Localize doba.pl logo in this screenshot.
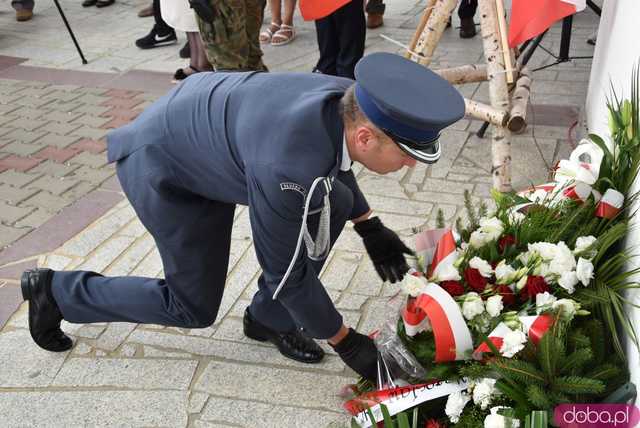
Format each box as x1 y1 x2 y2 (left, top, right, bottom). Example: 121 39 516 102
554 404 640 427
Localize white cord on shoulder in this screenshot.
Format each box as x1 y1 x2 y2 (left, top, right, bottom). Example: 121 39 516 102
272 176 329 300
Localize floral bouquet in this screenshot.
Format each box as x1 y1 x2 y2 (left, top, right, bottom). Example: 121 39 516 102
343 73 640 427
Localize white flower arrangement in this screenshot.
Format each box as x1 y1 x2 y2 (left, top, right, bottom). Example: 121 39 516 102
461 292 485 320
445 391 471 424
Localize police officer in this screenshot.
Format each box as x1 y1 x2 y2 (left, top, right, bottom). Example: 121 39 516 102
20 53 464 381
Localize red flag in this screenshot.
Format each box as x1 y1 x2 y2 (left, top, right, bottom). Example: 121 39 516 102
508 0 585 48
299 0 351 21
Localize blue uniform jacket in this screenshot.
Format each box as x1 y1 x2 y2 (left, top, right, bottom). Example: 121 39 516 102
106 71 370 336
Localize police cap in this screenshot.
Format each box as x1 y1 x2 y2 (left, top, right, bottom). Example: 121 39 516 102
354 52 465 164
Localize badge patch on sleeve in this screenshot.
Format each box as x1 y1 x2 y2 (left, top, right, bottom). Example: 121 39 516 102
280 182 307 198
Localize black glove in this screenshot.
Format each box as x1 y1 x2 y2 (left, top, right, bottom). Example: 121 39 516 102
354 216 412 283
331 328 378 381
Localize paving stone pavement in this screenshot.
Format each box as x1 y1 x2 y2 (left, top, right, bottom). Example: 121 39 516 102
0 0 602 426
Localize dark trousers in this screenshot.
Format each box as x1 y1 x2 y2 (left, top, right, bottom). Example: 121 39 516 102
365 0 385 15
458 0 477 20
51 153 352 338
153 0 173 34
313 0 365 80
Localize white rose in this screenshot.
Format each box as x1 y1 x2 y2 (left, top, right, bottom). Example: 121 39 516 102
528 242 558 261
469 256 494 278
433 262 462 282
462 292 485 320
401 274 428 297
535 291 558 314
495 260 517 284
484 407 521 428
574 236 597 257
557 271 578 294
576 257 594 286
480 217 504 241
445 391 471 424
548 242 576 276
473 378 498 410
553 298 578 319
486 295 504 318
500 328 527 358
470 230 489 249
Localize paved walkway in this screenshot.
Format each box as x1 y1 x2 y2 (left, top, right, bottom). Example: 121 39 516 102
0 0 601 426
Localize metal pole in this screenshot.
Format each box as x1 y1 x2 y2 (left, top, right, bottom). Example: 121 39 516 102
52 0 88 65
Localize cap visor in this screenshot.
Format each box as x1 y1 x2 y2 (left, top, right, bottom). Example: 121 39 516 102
397 140 441 164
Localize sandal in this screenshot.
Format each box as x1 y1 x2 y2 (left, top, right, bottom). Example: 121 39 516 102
271 24 295 46
259 22 280 44
172 65 200 83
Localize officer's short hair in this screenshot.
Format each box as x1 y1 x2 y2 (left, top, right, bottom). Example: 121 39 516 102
340 85 383 139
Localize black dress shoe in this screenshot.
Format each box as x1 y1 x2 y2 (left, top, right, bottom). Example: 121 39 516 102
81 0 97 7
243 308 324 363
96 0 115 7
459 17 477 39
21 269 73 352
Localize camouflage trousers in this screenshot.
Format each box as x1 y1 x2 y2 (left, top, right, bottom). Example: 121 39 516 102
196 0 268 71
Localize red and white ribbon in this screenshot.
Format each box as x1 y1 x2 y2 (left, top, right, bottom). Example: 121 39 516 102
412 283 473 362
595 188 624 219
428 229 459 281
402 298 431 337
473 314 554 358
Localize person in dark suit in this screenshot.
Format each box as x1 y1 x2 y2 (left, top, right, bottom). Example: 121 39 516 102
20 53 464 381
312 0 366 80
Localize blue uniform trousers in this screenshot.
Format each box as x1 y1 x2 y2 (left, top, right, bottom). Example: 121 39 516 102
51 150 352 337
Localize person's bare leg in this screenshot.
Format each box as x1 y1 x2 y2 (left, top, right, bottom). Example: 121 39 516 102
189 32 213 72
281 0 295 26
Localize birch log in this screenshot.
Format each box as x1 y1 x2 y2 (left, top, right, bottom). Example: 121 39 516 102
434 64 488 84
507 67 532 133
406 0 437 59
465 98 508 127
494 0 514 84
479 0 512 192
413 0 458 66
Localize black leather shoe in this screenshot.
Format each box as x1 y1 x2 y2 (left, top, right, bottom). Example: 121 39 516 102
21 269 73 352
459 17 477 39
243 308 324 363
81 0 97 7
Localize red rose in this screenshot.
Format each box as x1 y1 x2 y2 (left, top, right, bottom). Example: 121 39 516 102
425 419 447 428
464 267 488 293
521 275 550 301
440 280 465 297
498 234 517 253
494 284 516 306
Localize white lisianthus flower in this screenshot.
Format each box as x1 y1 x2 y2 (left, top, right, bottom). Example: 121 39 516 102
516 275 528 291
473 378 498 410
445 391 471 424
401 274 428 297
462 292 485 320
480 217 504 241
574 236 597 257
470 230 489 249
557 271 578 294
508 210 526 225
535 291 557 314
528 242 557 261
486 295 504 318
495 260 517 284
469 256 494 278
548 242 577 276
576 257 594 286
484 407 521 428
552 298 578 320
517 251 532 266
500 328 527 358
433 262 462 282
